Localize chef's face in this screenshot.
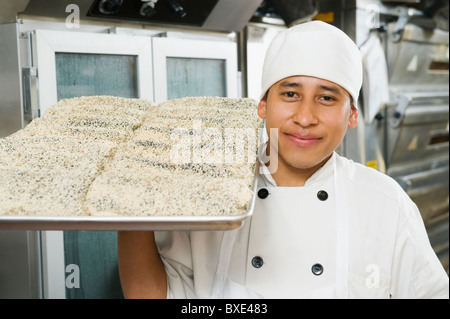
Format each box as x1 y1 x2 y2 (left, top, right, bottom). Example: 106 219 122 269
258 75 358 184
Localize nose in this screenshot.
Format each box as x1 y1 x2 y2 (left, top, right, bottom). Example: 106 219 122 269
292 100 318 127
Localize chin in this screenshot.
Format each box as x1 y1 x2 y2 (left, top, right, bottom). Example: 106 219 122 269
284 152 332 171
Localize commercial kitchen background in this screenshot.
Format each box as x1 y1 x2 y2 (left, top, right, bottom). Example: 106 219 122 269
0 0 448 298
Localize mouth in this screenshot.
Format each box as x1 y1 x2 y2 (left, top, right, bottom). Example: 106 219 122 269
284 133 322 147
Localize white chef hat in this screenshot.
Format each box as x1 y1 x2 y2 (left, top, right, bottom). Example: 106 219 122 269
260 21 363 108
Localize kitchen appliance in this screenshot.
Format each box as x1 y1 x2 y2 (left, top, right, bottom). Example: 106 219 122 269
19 0 263 32
383 21 449 271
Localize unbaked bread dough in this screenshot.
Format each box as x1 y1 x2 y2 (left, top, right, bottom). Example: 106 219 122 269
0 96 262 218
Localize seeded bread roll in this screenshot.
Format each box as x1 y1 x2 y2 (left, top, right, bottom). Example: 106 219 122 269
0 136 115 173
0 168 94 216
42 95 153 114
85 169 253 217
12 124 134 143
11 96 155 143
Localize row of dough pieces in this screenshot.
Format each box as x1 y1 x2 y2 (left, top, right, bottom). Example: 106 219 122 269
0 96 262 217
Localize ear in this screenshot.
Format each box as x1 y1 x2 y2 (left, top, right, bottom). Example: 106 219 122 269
348 106 358 129
257 97 267 120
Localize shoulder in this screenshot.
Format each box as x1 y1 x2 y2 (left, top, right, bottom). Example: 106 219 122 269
335 154 412 206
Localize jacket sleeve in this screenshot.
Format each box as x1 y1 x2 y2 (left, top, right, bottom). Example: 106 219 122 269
390 195 449 298
154 231 196 299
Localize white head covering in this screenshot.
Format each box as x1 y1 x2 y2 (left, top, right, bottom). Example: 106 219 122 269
260 21 363 108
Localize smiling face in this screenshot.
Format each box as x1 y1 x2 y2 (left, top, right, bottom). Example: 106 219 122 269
258 75 358 186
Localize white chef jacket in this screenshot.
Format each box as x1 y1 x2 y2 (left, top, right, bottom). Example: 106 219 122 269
155 152 449 299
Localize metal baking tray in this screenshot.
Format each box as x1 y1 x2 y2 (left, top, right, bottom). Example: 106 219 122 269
0 165 259 231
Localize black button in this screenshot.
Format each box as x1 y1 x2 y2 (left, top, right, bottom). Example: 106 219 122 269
251 256 264 268
258 188 269 199
317 190 328 201
311 263 324 276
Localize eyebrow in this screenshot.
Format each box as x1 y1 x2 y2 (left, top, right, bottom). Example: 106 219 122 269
278 81 343 95
279 81 302 88
318 85 342 94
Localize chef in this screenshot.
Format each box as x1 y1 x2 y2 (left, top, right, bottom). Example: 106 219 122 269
117 21 449 299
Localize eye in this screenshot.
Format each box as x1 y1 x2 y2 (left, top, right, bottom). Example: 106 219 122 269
284 91 296 98
319 95 337 104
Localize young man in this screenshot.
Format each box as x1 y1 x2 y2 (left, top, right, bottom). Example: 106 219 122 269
118 21 449 298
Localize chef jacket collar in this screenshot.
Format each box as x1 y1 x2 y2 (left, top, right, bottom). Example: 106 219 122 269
258 142 336 187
